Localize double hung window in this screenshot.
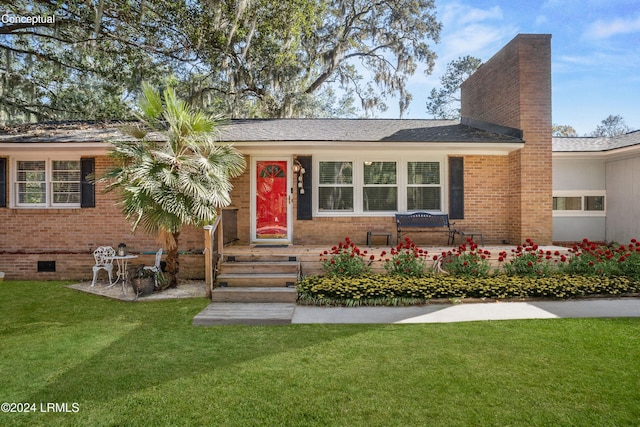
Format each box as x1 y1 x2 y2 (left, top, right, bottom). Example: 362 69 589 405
318 161 354 211
407 161 440 211
15 159 81 207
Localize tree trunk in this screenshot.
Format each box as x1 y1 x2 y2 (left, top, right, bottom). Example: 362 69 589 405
166 231 180 288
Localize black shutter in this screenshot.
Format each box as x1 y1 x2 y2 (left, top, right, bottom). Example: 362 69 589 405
449 157 464 219
0 158 6 207
80 158 95 208
296 156 312 220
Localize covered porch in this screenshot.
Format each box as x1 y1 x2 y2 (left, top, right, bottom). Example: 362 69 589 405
204 218 570 299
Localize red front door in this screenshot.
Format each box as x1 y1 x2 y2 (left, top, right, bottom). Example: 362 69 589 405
255 160 289 240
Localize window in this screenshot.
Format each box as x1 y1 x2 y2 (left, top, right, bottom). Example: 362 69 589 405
407 161 440 210
15 159 81 207
553 193 605 215
584 196 605 211
552 196 582 211
16 161 46 205
363 161 397 211
318 161 353 211
315 157 444 215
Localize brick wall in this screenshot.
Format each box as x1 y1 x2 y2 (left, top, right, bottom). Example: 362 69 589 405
461 34 552 244
227 154 511 246
0 155 204 280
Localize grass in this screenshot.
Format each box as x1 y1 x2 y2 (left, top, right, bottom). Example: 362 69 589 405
1 281 640 426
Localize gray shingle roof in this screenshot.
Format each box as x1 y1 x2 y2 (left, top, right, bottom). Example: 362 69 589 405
0 118 524 144
553 130 640 152
217 118 523 142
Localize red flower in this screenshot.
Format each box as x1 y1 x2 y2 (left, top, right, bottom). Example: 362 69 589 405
527 261 533 267
560 255 567 262
498 256 504 262
380 250 387 257
370 255 375 260
433 255 439 261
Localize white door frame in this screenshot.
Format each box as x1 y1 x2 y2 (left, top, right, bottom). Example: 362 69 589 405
250 156 293 244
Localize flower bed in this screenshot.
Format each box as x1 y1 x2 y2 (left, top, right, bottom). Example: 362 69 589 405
297 237 640 306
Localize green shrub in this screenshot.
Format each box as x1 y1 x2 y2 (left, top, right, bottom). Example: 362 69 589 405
383 238 430 276
296 273 640 306
320 237 372 277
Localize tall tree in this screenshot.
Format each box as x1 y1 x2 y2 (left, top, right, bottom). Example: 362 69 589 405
103 83 246 287
1 0 442 122
426 55 482 119
0 1 180 122
591 114 632 137
191 0 442 118
552 124 578 137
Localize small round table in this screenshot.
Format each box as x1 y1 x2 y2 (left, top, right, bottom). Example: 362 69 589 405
109 254 139 293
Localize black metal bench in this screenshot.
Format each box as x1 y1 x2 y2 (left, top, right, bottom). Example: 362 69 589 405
395 212 456 245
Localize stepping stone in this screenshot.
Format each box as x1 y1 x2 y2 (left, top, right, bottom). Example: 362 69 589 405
193 302 296 326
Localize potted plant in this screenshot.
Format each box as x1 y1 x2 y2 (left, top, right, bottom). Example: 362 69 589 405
131 266 156 296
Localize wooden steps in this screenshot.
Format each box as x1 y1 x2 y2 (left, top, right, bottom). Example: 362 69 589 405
197 254 300 325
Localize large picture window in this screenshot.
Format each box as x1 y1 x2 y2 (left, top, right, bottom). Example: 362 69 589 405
15 159 81 207
318 161 353 211
315 158 443 215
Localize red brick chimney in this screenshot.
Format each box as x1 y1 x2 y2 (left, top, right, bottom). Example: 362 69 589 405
461 34 552 244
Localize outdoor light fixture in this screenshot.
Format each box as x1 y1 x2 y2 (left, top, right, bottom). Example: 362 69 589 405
118 243 128 256
293 159 305 194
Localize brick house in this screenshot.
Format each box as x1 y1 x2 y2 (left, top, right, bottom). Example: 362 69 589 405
0 34 553 280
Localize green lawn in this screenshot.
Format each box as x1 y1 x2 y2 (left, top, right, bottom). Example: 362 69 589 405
1 281 639 426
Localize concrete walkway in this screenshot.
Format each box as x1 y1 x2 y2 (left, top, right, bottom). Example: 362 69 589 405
291 298 640 324
193 298 640 325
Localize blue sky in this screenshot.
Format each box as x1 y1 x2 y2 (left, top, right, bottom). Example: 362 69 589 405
380 0 640 136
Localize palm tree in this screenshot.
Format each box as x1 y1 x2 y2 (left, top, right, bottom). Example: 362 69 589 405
103 83 246 288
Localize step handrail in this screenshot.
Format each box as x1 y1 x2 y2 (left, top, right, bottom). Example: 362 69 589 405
203 210 224 299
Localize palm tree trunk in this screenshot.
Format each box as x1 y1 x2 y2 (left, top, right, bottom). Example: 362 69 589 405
166 231 180 288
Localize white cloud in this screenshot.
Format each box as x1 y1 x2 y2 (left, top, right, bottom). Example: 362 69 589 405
441 3 503 26
535 15 548 26
437 2 517 62
585 15 640 39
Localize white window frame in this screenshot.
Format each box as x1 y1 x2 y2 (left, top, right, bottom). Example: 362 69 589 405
314 155 445 216
362 160 398 212
317 160 355 213
552 190 606 217
406 161 441 212
11 156 82 209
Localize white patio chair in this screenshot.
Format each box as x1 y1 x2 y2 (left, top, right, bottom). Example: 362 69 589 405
143 248 163 274
143 248 164 286
91 246 116 286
